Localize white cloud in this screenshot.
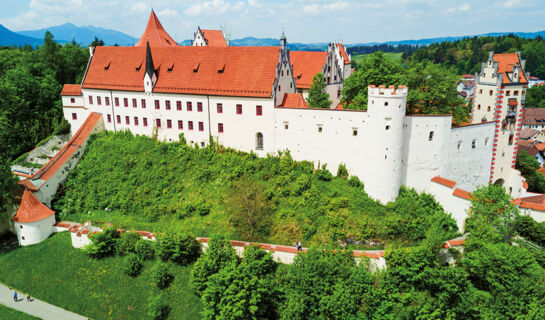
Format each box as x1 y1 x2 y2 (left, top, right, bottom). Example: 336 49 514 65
130 2 148 14
446 3 470 13
184 0 245 17
302 1 350 16
503 0 521 8
158 8 178 18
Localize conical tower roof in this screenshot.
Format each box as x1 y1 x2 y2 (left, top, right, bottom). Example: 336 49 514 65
135 10 179 47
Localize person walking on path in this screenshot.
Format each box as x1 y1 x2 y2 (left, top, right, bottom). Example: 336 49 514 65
27 295 33 302
13 291 18 302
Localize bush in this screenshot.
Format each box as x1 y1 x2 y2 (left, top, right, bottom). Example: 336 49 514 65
196 203 211 217
157 233 201 265
54 118 71 135
316 165 332 181
337 164 348 179
116 232 141 256
123 253 142 277
293 174 311 195
86 228 119 258
152 262 174 289
135 239 155 260
148 294 171 320
348 176 362 188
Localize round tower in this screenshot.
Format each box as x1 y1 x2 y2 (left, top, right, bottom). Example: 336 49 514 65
364 85 408 203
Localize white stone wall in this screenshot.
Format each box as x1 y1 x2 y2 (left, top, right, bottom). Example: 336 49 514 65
192 30 207 46
14 215 56 246
520 207 545 223
442 122 495 192
429 182 471 231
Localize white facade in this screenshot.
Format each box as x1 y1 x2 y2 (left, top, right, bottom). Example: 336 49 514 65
14 215 56 246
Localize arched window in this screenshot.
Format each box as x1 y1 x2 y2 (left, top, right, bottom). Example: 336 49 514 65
256 132 263 150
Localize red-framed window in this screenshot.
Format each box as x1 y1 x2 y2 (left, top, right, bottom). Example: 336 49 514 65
123 98 128 107
156 119 161 128
166 101 171 110
116 115 121 124
134 117 139 126
256 105 262 116
187 102 192 111
188 121 194 130
107 114 112 123
178 120 183 130
217 103 223 113
167 119 172 128
197 102 203 112
218 123 224 133
105 97 110 106
97 96 102 105
198 121 204 131
70 98 75 103
155 100 160 109
114 97 119 106
143 117 148 127
236 104 242 115
176 101 182 110
88 96 93 104
125 116 130 125
141 99 146 109
72 113 77 120
132 98 137 108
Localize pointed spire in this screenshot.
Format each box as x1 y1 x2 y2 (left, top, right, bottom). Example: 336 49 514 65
135 9 179 47
145 41 155 78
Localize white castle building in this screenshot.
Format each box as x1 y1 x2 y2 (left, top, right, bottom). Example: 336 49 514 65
13 10 541 244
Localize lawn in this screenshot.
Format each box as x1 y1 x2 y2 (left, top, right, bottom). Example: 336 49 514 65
352 52 403 64
0 232 202 320
0 304 39 320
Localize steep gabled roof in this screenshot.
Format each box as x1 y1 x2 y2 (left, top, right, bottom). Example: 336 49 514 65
279 93 309 109
135 10 179 48
290 51 328 89
201 29 228 46
13 190 54 223
60 84 82 96
494 53 527 85
336 43 350 64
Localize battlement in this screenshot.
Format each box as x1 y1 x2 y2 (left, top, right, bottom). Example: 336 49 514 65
368 85 408 97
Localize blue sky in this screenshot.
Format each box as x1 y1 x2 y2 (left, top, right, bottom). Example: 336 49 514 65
0 0 543 43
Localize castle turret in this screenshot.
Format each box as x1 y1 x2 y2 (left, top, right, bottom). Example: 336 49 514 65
364 85 408 203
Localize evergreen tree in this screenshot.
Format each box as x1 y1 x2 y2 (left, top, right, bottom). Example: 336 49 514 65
0 158 17 221
306 72 332 109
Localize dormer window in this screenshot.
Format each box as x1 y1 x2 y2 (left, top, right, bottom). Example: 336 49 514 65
193 63 200 73
136 61 143 72
104 61 111 71
167 62 174 72
217 64 225 74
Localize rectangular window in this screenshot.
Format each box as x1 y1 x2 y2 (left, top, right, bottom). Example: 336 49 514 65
167 119 172 128
188 121 194 130
199 121 204 131
116 115 121 124
115 97 119 106
508 134 514 145
107 114 112 123
178 120 183 130
105 97 110 106
489 90 493 96
236 104 242 115
131 98 136 108
88 96 93 104
428 131 434 141
156 119 161 128
70 98 75 103
187 102 192 111
197 102 203 112
124 98 128 107
97 96 102 105
217 103 223 113
155 100 160 109
284 122 289 130
514 90 519 96
256 105 262 116
166 101 171 110
143 117 148 127
472 139 476 149
506 90 510 96
134 117 139 126
72 113 77 120
141 99 146 109
125 116 130 125
176 101 182 110
218 123 224 133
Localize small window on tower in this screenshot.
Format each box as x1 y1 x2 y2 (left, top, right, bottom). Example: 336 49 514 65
284 122 289 130
508 133 514 145
485 137 489 146
70 98 75 103
472 139 476 149
514 90 519 96
353 129 358 136
72 113 77 120
385 102 388 106
477 104 481 110
487 106 491 112
489 90 493 96
428 131 434 141
385 125 391 131
457 141 462 150
317 125 323 133
479 89 483 94
506 90 510 96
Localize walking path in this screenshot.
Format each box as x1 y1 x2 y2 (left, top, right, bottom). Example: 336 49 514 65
0 283 88 320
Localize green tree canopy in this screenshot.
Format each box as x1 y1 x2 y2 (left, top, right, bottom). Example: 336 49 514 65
516 149 545 193
0 158 18 221
526 84 545 108
306 72 332 109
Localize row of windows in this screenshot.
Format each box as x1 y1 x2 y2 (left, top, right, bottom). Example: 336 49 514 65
101 114 229 133
87 95 263 115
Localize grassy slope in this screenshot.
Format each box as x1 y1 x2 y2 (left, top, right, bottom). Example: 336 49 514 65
352 52 403 64
0 232 201 320
0 304 39 320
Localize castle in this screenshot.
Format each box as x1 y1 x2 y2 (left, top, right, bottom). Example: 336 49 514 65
12 10 542 246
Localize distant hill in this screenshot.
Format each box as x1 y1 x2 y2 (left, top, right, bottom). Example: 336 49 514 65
18 23 137 46
0 24 42 47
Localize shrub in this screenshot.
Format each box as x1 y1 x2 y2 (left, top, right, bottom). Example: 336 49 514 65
348 176 362 188
148 294 171 320
157 233 201 265
152 262 174 289
191 237 237 296
54 118 71 135
135 239 155 260
196 203 211 217
116 232 141 256
293 174 311 195
86 228 119 258
123 253 142 277
316 165 333 181
337 163 349 179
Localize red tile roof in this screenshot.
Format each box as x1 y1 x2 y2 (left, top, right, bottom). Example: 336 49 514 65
518 194 545 211
83 46 280 97
201 29 228 46
538 167 545 175
508 98 518 106
453 188 472 200
522 108 545 126
431 176 457 188
279 93 309 109
13 190 54 223
494 53 527 84
290 51 328 89
135 10 179 48
18 179 38 191
60 84 82 96
336 43 350 64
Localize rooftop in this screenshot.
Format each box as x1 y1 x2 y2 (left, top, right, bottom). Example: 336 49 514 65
135 10 179 48
493 52 528 85
201 29 228 46
290 51 328 89
13 190 55 223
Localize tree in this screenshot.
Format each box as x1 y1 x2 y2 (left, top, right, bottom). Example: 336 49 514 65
0 158 17 221
135 239 155 260
90 37 105 47
306 72 332 108
123 253 143 277
86 228 119 258
191 237 237 297
148 294 171 320
152 262 174 289
116 232 141 256
516 149 545 193
224 177 272 241
156 232 200 265
526 84 545 108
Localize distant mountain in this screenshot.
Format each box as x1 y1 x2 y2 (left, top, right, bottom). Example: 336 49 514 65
18 23 137 46
0 24 42 47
